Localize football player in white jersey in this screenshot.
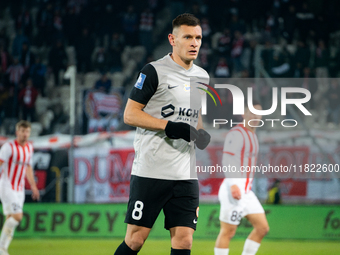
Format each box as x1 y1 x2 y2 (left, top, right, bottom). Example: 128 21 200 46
214 102 269 255
0 121 40 255
114 14 211 255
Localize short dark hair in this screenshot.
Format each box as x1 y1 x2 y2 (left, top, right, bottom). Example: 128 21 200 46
172 13 200 31
16 120 31 130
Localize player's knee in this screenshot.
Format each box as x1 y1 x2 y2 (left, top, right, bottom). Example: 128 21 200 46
256 224 269 237
173 235 193 250
220 227 237 240
126 233 146 251
10 214 23 222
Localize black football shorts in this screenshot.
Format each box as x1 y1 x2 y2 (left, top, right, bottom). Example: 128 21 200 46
125 175 199 230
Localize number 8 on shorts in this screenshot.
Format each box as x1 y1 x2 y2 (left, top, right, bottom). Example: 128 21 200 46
132 201 144 220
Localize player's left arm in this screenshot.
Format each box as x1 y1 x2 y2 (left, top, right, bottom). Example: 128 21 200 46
195 111 211 150
26 165 40 201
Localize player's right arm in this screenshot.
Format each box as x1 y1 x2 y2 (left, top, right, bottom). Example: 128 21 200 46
125 64 198 142
0 142 11 173
125 64 168 131
124 99 168 130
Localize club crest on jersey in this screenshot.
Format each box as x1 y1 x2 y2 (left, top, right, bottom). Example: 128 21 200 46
183 84 190 92
134 73 146 90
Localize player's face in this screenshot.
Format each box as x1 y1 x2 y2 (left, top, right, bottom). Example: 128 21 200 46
170 25 202 63
244 104 262 127
16 127 31 144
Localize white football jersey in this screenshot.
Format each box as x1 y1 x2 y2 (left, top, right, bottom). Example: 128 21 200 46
0 140 34 191
222 124 259 193
129 54 209 180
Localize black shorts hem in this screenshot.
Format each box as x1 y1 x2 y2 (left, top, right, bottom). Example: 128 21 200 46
164 223 197 231
124 219 153 229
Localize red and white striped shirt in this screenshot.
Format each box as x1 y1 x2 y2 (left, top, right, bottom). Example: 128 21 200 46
222 124 259 193
0 140 34 191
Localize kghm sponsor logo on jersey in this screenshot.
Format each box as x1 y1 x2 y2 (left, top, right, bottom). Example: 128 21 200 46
177 107 199 122
161 104 199 122
199 84 311 128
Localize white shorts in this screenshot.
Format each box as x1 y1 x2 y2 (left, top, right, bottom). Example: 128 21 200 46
218 179 264 225
0 183 25 215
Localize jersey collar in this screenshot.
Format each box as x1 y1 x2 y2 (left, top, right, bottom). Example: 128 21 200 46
166 53 194 72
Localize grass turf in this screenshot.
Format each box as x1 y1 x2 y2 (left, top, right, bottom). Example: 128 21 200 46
9 238 340 254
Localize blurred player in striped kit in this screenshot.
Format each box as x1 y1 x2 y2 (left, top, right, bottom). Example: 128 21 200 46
0 121 40 255
214 101 269 255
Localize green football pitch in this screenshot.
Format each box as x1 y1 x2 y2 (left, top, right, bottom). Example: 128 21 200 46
9 238 340 255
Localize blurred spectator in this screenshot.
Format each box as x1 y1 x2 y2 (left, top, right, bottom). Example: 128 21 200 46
216 28 232 60
311 15 329 45
76 28 94 73
94 73 112 94
198 42 212 72
20 42 35 79
19 78 38 122
53 8 64 41
261 40 274 74
314 39 330 92
30 56 47 97
6 57 24 117
139 8 154 55
242 39 257 77
108 33 123 73
230 14 246 35
94 47 110 73
0 44 10 77
267 179 281 204
264 12 279 41
301 67 317 110
36 2 54 46
231 30 244 74
214 57 230 78
67 0 87 15
327 79 340 125
0 83 9 125
12 29 28 58
49 40 68 86
296 2 314 41
294 40 311 77
282 5 297 44
329 50 340 78
0 28 9 50
6 57 24 87
270 50 291 78
15 8 33 38
122 5 138 46
201 17 212 45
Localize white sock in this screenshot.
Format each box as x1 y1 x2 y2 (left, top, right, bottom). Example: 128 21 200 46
214 247 229 255
0 217 19 250
241 239 261 255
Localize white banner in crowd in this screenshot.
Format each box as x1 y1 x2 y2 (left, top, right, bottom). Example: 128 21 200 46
71 129 340 203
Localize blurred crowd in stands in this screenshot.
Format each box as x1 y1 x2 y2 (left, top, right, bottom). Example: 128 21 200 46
0 0 340 134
